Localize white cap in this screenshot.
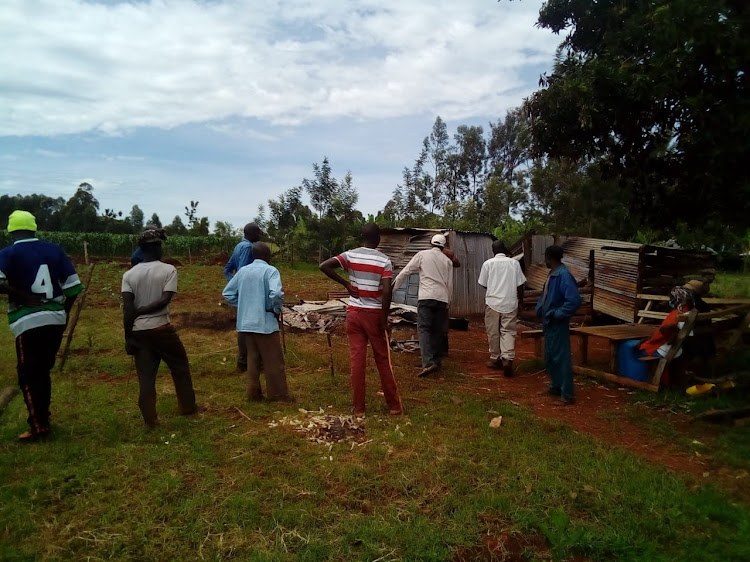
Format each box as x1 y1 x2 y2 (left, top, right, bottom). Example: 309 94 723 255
430 234 446 248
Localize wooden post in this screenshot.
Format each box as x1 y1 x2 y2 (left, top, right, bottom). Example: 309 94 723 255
589 249 595 315
58 263 96 372
83 240 89 265
723 309 750 354
327 332 335 379
280 307 287 355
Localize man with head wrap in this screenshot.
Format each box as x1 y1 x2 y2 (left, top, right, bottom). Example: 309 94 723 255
122 228 197 427
618 286 696 386
0 210 85 440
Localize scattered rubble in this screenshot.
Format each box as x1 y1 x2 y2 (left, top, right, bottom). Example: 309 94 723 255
269 408 369 446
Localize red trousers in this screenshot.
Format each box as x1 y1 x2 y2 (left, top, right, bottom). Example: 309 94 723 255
346 307 402 414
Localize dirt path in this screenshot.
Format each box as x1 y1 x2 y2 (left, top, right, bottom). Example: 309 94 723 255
431 320 711 477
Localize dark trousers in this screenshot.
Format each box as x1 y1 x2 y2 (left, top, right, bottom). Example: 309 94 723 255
417 299 449 369
237 331 248 370
132 326 196 426
543 320 574 400
16 324 65 435
243 332 289 401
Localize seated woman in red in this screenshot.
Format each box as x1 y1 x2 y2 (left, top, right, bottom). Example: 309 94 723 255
617 286 694 383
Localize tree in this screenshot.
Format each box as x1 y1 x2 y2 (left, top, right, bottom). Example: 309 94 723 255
302 157 337 219
166 215 188 236
60 183 100 232
214 221 236 237
454 125 485 201
184 200 199 230
149 213 163 228
253 204 266 229
488 107 532 184
0 194 65 230
423 116 452 212
526 0 750 245
129 205 144 232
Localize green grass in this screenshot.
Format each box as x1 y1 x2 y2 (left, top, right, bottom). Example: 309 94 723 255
712 271 750 299
1 263 750 560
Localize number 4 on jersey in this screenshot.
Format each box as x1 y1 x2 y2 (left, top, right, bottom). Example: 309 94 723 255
31 264 54 299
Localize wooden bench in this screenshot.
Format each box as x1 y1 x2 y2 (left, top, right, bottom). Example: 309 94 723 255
519 329 544 358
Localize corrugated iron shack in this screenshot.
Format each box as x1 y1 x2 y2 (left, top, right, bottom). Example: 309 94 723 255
379 228 494 316
512 234 716 323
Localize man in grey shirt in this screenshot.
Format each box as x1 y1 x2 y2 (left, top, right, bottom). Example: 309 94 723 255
392 233 460 377
122 228 196 427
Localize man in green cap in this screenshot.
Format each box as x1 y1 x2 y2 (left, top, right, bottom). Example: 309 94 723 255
0 211 85 440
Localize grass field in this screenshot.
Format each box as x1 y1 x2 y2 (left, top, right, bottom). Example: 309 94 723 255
1 263 749 561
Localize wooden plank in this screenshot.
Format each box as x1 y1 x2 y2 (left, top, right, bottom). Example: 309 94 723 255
637 294 750 305
651 309 698 387
637 301 654 324
690 304 750 321
572 365 659 392
638 310 669 320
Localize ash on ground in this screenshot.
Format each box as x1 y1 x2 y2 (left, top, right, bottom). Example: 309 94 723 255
269 408 369 447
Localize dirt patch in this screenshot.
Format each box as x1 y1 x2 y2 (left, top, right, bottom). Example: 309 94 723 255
442 320 713 478
171 311 236 331
454 531 549 562
78 372 137 386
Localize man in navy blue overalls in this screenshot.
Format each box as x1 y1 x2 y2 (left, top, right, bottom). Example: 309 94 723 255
536 246 581 404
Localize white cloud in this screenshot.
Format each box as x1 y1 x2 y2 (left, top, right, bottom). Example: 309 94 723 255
0 0 558 136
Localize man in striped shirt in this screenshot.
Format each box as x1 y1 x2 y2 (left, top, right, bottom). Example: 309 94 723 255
320 224 403 416
0 211 84 440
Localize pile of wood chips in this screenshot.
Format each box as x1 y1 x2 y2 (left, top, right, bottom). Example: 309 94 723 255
269 408 371 447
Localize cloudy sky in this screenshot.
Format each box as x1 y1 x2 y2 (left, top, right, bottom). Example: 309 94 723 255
0 0 560 229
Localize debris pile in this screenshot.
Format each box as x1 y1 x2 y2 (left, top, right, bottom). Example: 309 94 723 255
269 408 370 446
283 300 418 334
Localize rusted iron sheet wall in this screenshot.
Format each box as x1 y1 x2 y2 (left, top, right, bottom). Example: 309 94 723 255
593 247 641 322
593 244 715 323
449 231 494 316
380 228 493 316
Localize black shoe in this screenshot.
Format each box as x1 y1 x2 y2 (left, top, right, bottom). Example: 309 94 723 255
502 360 514 378
558 397 575 405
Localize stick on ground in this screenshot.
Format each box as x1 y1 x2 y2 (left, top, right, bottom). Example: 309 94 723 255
0 387 17 414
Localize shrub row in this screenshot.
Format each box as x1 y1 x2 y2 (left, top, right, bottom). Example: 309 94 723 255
0 231 240 258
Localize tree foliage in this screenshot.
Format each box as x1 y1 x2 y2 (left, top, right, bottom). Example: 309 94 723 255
527 0 750 244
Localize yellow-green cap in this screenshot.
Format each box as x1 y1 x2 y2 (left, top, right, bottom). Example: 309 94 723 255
7 210 38 233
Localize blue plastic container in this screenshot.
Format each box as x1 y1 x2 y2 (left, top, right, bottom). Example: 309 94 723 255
616 339 650 382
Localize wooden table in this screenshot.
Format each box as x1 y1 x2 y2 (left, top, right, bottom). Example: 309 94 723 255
570 324 655 373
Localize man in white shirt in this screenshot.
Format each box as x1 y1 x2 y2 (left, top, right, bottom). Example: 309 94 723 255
478 240 526 377
393 233 460 377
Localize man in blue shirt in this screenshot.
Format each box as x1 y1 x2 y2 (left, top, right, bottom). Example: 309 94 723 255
0 210 84 440
223 223 262 372
222 242 291 402
536 245 582 404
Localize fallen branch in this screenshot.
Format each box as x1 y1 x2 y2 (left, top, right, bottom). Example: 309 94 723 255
234 407 253 422
0 387 17 413
693 406 750 424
